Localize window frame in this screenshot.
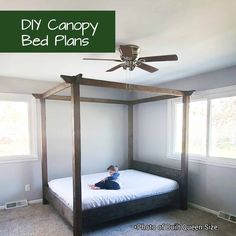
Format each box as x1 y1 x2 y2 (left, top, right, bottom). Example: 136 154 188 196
167 85 236 168
0 93 38 163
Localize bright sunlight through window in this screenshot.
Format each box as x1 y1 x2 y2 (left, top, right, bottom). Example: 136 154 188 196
170 88 236 163
0 94 37 162
0 101 30 156
209 96 236 159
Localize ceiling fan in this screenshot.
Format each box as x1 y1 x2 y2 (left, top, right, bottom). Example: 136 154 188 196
83 45 178 73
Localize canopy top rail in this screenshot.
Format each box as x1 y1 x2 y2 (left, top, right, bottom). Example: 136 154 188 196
61 74 192 97
33 74 195 103
40 82 71 99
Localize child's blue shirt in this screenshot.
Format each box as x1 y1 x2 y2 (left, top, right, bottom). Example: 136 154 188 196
107 172 120 181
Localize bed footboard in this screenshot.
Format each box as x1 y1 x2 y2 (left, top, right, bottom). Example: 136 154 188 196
45 186 178 228
82 189 178 227
45 186 73 226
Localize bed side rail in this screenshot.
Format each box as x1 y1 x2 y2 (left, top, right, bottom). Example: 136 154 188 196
131 160 182 183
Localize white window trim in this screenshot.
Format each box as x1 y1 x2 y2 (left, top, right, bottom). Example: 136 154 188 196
167 85 236 169
0 93 38 163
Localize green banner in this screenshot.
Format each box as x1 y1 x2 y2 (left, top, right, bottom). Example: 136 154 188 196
0 11 115 52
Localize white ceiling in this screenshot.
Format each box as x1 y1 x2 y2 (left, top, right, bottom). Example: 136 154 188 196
0 0 236 85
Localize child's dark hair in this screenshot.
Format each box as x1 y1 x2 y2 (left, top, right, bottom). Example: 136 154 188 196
107 165 118 172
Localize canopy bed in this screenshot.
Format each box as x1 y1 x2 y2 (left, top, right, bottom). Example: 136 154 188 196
33 74 194 236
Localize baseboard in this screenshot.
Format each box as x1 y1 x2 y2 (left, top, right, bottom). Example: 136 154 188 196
188 202 218 215
28 199 42 204
0 198 42 210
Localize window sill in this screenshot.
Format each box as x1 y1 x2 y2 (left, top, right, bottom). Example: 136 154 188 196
167 155 236 169
0 156 39 164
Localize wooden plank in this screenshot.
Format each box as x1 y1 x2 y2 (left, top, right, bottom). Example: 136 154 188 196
132 95 177 105
71 81 82 236
45 185 178 228
41 82 71 99
80 97 130 105
45 187 73 226
80 78 184 96
33 94 130 105
61 74 81 83
128 105 133 168
60 75 184 96
83 190 178 227
180 95 190 210
33 94 176 105
40 99 48 204
44 95 70 101
131 160 181 183
32 93 41 99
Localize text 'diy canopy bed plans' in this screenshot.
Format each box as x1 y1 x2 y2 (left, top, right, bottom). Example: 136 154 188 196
33 74 194 236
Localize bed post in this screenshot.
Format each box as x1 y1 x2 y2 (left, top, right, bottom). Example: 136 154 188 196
40 98 48 204
180 94 190 210
128 104 133 168
70 76 83 236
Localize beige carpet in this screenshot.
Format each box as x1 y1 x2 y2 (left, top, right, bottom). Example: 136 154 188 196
0 204 235 236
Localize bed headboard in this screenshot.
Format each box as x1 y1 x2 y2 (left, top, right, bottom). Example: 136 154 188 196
131 160 182 183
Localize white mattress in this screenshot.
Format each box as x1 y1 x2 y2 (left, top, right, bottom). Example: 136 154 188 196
48 169 178 210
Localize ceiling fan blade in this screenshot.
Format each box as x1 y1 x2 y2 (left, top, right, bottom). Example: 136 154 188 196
83 58 122 62
139 54 178 62
137 63 159 73
106 63 124 72
119 45 133 57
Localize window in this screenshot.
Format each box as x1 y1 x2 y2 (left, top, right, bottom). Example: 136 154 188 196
0 93 38 162
168 86 236 166
209 96 236 159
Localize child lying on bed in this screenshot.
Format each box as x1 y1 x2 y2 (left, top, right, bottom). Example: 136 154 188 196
89 165 120 190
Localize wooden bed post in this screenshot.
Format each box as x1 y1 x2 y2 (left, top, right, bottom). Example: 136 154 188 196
40 98 48 204
180 94 190 210
128 104 134 168
70 76 83 236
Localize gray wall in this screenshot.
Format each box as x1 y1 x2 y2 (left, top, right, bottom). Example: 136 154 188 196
0 77 128 205
158 65 236 90
46 100 128 179
134 65 236 215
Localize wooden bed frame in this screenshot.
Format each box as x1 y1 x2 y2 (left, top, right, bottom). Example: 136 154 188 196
33 74 194 236
44 160 180 228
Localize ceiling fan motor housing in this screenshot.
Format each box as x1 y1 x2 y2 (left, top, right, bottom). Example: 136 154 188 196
119 44 140 61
